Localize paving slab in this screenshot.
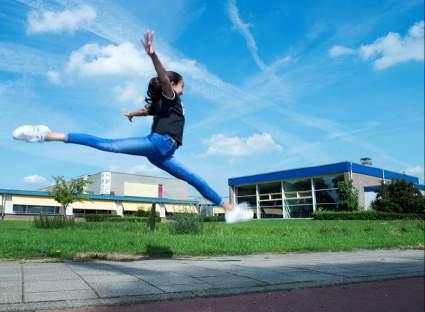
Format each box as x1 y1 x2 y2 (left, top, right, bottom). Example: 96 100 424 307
25 279 89 293
0 292 21 305
25 289 98 303
84 276 163 298
0 274 21 283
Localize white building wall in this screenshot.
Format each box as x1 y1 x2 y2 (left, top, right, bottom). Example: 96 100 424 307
4 195 13 214
66 203 73 216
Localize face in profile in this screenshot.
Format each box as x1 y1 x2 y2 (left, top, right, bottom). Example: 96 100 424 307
171 80 184 96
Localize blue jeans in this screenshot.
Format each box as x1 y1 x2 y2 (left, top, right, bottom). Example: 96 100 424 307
64 132 223 205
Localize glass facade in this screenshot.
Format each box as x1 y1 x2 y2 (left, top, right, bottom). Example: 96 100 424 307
258 182 282 218
13 205 60 215
314 174 344 211
235 184 257 217
282 178 313 218
235 174 345 218
73 209 112 215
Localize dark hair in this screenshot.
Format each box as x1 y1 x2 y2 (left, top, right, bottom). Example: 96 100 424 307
145 71 183 115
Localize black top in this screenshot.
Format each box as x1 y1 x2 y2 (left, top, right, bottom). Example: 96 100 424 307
151 92 185 146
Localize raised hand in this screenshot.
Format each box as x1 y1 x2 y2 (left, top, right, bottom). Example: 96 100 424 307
142 31 155 56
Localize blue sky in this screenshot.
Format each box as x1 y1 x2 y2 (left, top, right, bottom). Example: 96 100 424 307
0 0 424 198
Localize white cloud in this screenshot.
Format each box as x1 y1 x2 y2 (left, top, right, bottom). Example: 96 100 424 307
227 0 267 70
46 70 61 84
360 20 424 70
114 81 145 104
66 42 153 77
330 20 424 70
24 175 47 185
404 166 424 179
329 45 356 57
27 5 96 34
201 133 283 157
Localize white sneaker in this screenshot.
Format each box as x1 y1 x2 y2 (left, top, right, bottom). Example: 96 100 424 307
225 202 254 224
12 125 51 143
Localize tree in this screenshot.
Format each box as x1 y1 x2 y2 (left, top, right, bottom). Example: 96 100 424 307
148 203 156 231
371 180 425 213
48 176 92 215
336 179 359 211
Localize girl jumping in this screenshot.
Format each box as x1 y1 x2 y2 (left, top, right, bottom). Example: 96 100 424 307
12 31 253 223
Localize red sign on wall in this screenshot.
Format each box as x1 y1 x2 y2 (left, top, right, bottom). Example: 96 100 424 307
158 184 163 198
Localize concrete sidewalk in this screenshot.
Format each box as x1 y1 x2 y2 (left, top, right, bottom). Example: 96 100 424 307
0 249 423 312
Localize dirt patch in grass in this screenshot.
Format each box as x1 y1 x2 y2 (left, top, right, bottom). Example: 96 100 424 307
74 252 147 261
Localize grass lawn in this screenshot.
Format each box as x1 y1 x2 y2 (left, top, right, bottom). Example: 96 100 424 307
0 219 423 260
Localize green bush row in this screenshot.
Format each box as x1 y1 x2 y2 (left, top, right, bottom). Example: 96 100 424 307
200 215 225 222
83 215 161 223
34 215 75 228
169 214 203 234
313 210 425 220
83 215 121 222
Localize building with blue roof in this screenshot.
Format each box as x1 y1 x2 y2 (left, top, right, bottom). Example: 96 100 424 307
228 161 424 219
0 171 199 219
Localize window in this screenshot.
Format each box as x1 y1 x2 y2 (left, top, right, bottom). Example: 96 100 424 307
287 204 313 218
313 174 344 190
258 182 281 194
236 185 256 196
313 174 343 211
13 205 60 215
282 178 313 218
258 182 283 218
73 209 112 215
283 178 311 192
237 196 257 207
236 185 257 208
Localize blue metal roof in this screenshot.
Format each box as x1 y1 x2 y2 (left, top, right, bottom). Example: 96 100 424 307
417 184 425 191
0 189 199 205
364 184 425 192
350 163 418 183
228 161 419 186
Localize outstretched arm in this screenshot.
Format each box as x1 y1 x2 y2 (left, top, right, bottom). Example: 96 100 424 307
142 31 174 99
124 108 150 122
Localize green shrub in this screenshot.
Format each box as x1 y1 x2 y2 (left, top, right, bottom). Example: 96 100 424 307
83 215 158 223
201 215 225 222
107 216 147 223
34 215 75 228
84 214 117 222
135 209 151 217
336 180 359 211
313 210 425 220
169 214 203 234
371 180 425 213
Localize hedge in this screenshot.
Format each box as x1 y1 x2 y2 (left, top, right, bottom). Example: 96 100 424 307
201 215 225 222
83 215 160 223
313 210 425 220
